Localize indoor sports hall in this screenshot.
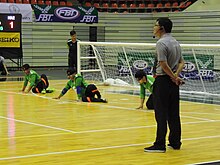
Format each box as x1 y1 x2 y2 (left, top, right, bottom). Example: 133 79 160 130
0 0 220 165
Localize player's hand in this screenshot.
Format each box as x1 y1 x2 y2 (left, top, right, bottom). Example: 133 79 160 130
20 90 28 93
172 77 185 86
175 77 185 86
136 105 143 109
53 97 60 99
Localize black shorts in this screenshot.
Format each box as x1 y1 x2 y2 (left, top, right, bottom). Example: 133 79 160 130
32 74 49 93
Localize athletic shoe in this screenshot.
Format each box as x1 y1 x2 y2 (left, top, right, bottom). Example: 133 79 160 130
144 145 166 153
41 89 46 94
103 99 108 103
46 87 55 93
167 144 181 150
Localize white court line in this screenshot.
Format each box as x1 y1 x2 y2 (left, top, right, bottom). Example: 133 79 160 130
187 160 220 165
0 116 77 134
182 112 220 115
0 90 71 104
0 135 219 161
181 115 215 122
1 90 153 112
77 125 156 133
0 115 219 135
77 120 220 133
181 99 220 106
0 90 32 96
0 142 150 161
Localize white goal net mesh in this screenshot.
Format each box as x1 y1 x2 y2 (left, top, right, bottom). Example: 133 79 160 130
78 42 220 96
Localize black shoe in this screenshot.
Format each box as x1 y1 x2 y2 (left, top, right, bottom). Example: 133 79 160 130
46 87 55 93
144 145 166 153
103 99 108 103
168 144 181 150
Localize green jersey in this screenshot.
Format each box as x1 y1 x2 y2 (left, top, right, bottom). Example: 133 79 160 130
140 75 155 99
61 73 88 99
23 69 41 87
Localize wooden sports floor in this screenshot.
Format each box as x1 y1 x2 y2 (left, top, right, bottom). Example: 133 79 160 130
0 71 220 165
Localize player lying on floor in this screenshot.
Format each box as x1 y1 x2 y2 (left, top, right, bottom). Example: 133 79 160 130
53 68 107 103
21 64 54 94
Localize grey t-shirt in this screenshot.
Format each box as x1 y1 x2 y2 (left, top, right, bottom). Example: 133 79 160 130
155 33 183 76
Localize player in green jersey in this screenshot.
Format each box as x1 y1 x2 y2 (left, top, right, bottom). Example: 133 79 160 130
54 68 107 103
21 64 52 94
135 70 155 110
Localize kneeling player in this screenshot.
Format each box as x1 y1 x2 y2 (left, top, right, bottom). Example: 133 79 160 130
54 68 107 103
21 64 53 94
135 70 154 110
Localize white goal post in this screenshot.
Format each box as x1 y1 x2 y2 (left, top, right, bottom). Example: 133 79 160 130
77 41 220 96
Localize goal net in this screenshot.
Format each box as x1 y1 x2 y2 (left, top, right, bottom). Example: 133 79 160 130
77 41 220 96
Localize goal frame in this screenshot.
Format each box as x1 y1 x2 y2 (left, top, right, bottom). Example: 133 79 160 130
77 41 220 96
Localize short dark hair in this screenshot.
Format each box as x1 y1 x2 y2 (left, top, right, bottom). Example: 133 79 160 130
135 70 146 80
22 64 30 70
66 68 76 76
157 17 173 33
70 30 76 36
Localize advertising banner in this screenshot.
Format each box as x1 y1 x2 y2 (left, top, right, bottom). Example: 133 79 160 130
32 5 98 23
0 3 32 22
0 32 20 47
118 52 216 80
181 54 214 80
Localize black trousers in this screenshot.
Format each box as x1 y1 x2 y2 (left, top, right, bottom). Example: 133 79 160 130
82 84 106 102
68 53 77 72
146 94 154 110
152 75 181 148
32 74 49 93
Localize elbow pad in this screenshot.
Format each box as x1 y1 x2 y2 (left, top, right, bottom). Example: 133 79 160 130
76 86 82 95
61 88 68 95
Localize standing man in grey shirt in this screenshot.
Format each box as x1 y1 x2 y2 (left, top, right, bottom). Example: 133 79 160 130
144 17 185 153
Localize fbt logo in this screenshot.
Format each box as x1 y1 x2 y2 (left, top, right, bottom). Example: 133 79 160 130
182 62 195 72
80 15 96 22
133 60 148 69
55 7 80 20
36 14 53 21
